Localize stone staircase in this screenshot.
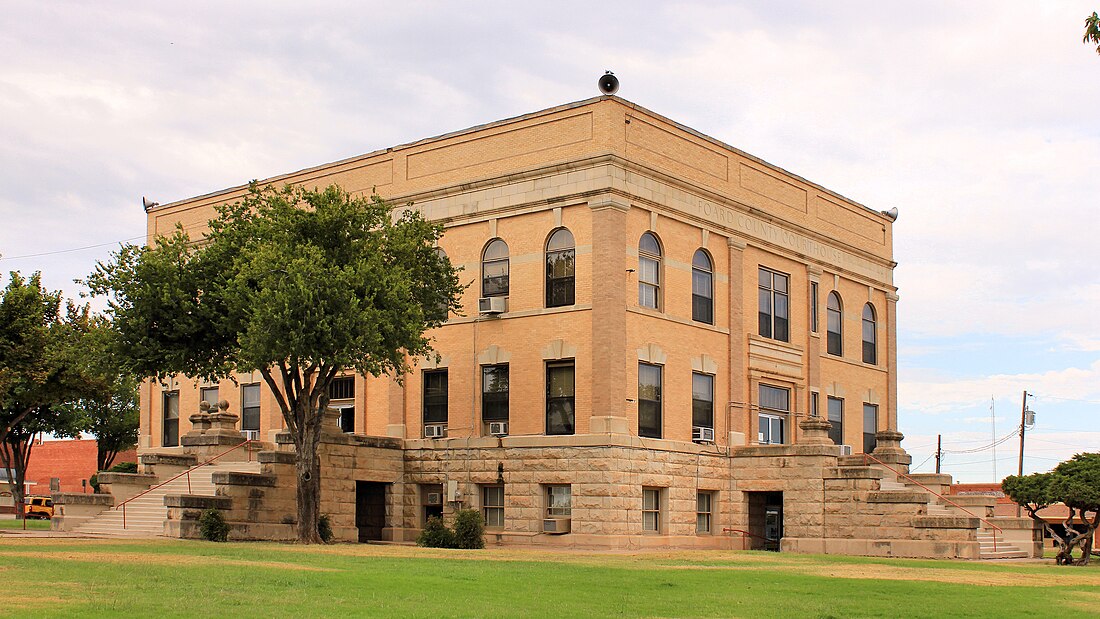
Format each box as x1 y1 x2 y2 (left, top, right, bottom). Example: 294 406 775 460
72 461 262 538
976 528 1029 559
874 468 1028 559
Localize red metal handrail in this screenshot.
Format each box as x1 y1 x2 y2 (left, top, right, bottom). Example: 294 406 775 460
861 452 1002 553
116 439 255 529
723 528 774 551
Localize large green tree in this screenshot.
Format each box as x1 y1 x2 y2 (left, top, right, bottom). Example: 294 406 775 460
87 183 463 543
0 272 107 515
1003 452 1100 566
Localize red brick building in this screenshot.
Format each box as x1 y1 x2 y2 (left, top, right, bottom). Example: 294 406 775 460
23 439 137 496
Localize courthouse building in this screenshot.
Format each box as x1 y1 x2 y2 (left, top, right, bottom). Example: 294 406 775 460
111 95 1034 557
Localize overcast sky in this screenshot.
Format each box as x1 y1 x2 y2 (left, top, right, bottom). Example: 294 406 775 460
2 1 1098 482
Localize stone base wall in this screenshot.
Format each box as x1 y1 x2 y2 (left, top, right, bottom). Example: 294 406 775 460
150 428 1032 559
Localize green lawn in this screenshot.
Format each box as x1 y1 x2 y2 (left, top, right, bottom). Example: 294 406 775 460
0 540 1096 618
0 518 51 531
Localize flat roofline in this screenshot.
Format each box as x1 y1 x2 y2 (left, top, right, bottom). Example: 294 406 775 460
152 95 885 219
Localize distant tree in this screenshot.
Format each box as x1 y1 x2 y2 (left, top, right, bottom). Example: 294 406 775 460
0 403 84 510
86 183 464 543
1085 12 1100 55
0 272 107 515
1003 453 1100 566
80 375 140 472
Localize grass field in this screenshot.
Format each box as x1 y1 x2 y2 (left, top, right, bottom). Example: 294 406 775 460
0 539 1097 618
0 519 51 531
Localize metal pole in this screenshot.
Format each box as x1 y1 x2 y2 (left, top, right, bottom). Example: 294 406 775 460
1016 390 1027 517
935 434 942 474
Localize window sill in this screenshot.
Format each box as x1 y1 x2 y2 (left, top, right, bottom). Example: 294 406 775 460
627 306 731 334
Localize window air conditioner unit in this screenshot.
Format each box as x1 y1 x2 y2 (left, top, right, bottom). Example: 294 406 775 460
543 517 571 534
425 492 443 506
839 444 853 456
489 421 509 437
758 432 766 443
424 424 447 439
478 297 507 314
692 426 715 444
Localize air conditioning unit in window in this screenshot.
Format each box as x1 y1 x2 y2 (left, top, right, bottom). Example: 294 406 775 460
758 432 766 443
488 421 509 437
692 426 715 444
838 444 853 456
425 492 443 506
478 297 507 314
424 424 447 439
543 517 571 534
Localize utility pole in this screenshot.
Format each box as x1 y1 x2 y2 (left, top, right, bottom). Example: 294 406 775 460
1016 390 1032 517
935 434 942 474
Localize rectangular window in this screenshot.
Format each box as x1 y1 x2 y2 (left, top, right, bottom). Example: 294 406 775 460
483 485 504 528
810 391 819 419
241 384 261 432
200 386 219 406
758 268 790 342
422 370 448 425
481 365 509 422
759 385 789 445
810 281 819 333
162 392 179 447
546 485 571 517
692 373 714 429
337 406 355 433
421 483 444 524
638 363 662 438
863 404 878 454
696 492 714 534
329 376 355 400
546 362 575 435
828 397 844 445
642 488 661 532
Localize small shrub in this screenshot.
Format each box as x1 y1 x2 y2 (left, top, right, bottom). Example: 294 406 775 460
453 509 485 549
416 515 457 548
198 508 229 542
88 474 99 494
318 514 333 543
109 462 138 473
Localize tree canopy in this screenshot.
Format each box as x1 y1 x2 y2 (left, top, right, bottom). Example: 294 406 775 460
1085 12 1100 55
0 271 109 512
1003 452 1100 566
87 182 464 542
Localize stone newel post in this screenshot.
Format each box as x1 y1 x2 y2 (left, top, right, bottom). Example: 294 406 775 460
798 417 833 446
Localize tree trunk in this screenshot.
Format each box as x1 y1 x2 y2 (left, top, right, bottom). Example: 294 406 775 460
293 399 323 544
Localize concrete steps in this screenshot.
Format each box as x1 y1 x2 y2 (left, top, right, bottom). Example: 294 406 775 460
977 529 1029 559
72 461 261 538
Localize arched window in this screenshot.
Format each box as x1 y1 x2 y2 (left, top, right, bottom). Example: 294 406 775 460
481 239 509 297
638 232 662 309
691 249 713 324
545 228 575 307
827 292 843 356
862 303 877 365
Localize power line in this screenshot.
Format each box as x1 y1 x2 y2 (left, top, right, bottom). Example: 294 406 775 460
0 219 212 263
1033 394 1100 406
0 235 147 261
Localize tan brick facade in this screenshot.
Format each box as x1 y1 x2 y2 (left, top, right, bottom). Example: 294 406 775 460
127 97 1030 557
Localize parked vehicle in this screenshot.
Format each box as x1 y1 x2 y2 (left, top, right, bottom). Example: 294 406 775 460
24 496 53 519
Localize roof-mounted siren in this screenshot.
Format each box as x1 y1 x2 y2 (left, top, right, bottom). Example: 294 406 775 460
142 196 159 211
598 71 619 95
881 207 898 222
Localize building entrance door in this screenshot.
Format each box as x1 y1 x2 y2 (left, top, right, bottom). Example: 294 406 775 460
746 491 783 551
355 481 387 542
